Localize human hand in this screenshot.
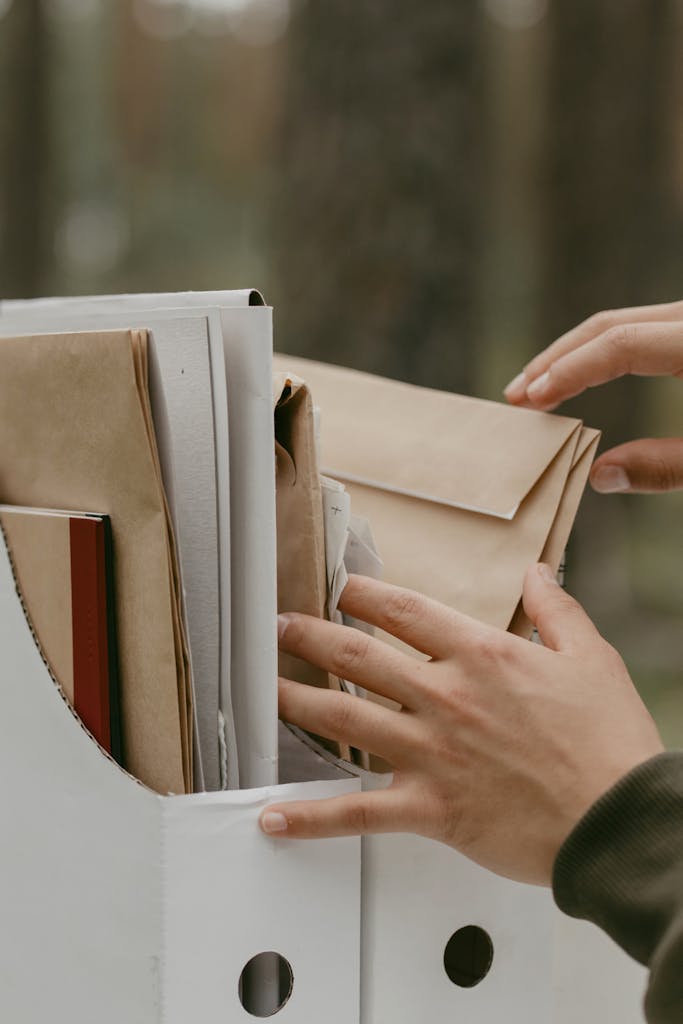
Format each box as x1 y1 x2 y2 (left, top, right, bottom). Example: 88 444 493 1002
504 300 683 494
259 570 663 885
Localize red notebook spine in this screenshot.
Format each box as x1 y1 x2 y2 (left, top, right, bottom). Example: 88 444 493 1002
69 517 111 753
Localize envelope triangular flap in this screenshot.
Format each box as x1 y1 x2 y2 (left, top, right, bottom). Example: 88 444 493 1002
273 355 582 520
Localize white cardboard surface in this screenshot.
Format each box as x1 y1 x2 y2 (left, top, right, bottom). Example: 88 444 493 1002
360 831 553 1023
214 303 278 788
553 911 646 1023
1 288 263 313
0 522 162 1022
164 782 360 1023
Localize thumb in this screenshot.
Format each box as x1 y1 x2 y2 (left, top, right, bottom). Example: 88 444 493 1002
522 563 601 654
590 438 683 494
259 786 416 840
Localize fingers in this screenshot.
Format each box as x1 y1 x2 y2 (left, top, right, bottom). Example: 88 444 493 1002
505 310 616 401
590 438 683 494
504 302 683 405
338 575 475 659
259 785 417 840
518 321 683 410
278 611 427 707
522 563 601 654
277 677 420 762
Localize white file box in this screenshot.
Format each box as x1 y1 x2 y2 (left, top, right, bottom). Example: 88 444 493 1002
0 292 648 1023
0 529 361 1024
282 724 647 1024
360 831 553 1023
358 830 645 1023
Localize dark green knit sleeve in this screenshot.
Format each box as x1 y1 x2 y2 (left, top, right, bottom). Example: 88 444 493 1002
553 751 683 1024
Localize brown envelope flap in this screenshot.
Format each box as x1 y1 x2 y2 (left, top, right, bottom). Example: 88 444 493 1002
273 354 583 520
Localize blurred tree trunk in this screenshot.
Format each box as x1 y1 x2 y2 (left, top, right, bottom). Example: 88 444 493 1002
540 0 679 439
472 14 548 398
540 1 681 636
0 0 51 298
271 1 486 393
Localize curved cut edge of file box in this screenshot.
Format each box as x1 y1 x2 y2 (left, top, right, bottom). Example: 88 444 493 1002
0 517 144 793
0 528 362 1024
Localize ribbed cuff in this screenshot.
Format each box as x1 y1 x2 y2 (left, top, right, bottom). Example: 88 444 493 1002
553 751 683 966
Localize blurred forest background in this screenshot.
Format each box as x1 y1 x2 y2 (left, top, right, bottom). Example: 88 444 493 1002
1 0 683 741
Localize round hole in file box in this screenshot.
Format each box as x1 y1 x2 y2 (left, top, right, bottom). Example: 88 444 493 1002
238 951 294 1017
443 925 494 988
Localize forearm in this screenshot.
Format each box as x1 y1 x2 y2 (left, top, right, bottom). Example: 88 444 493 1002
553 751 683 1024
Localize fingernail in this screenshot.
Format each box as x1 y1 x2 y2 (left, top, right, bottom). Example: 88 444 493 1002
277 614 290 640
526 371 550 401
261 811 288 834
591 465 630 493
537 563 559 584
504 371 527 400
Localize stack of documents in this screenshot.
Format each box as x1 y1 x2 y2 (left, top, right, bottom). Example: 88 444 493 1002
0 329 191 793
0 292 598 796
0 291 278 794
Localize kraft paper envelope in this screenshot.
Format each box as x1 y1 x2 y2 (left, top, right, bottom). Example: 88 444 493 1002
273 371 352 760
273 355 599 642
273 372 328 684
128 330 192 790
0 329 191 794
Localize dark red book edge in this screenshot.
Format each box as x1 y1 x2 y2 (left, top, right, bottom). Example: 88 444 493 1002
70 515 122 765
